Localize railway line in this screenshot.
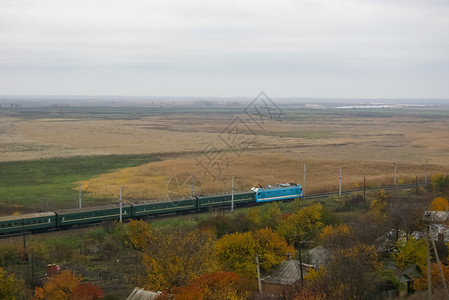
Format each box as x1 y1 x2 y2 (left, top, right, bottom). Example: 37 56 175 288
0 181 426 239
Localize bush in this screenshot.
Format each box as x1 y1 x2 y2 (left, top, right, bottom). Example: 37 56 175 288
0 244 20 266
432 173 449 193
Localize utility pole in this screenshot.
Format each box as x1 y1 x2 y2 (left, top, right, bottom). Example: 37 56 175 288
429 226 449 297
394 162 397 186
31 248 34 286
79 181 82 209
425 159 428 187
256 254 262 294
231 177 235 213
22 220 26 250
297 240 304 287
339 167 342 196
119 187 127 223
191 174 194 196
363 176 366 201
416 175 419 195
135 252 138 287
303 163 306 197
425 159 432 188
427 227 432 299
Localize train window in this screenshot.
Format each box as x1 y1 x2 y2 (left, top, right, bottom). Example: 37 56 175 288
1 224 4 228
48 218 51 223
8 223 11 227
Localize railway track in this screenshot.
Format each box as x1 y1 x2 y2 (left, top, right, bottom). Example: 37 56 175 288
303 182 426 200
1 182 427 239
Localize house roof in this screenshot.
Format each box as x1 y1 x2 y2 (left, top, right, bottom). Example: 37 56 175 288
126 287 159 300
262 259 311 286
424 211 449 223
308 246 330 266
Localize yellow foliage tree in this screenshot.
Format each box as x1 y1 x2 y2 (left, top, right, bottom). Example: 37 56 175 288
214 232 258 278
368 190 390 227
260 203 282 229
126 219 153 250
429 197 449 211
432 172 449 192
319 224 353 249
256 227 295 272
215 228 294 278
276 203 323 240
0 267 24 300
393 238 427 270
142 229 218 290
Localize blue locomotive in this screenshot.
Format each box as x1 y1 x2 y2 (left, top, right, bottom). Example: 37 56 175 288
251 183 303 203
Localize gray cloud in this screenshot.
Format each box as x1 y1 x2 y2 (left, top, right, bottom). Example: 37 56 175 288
0 0 448 97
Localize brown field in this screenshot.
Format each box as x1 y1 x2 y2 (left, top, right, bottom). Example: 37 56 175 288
2 107 449 199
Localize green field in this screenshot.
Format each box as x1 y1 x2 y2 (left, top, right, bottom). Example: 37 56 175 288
0 154 157 214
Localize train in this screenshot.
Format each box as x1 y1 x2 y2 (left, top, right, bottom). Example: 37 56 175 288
0 183 303 235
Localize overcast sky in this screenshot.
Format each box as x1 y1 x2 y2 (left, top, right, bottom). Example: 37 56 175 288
1 0 448 98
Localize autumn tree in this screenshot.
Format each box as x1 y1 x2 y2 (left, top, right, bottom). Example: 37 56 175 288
393 237 427 270
432 172 449 193
214 232 258 277
260 202 282 229
369 190 389 225
429 197 449 211
142 229 218 290
319 224 354 249
0 267 24 300
34 270 81 300
73 283 104 300
276 203 323 241
385 195 426 241
306 244 382 299
214 228 294 278
126 219 153 250
199 216 233 238
171 271 250 300
256 227 295 272
413 262 449 290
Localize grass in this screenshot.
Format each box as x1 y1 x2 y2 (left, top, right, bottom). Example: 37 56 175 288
0 154 157 212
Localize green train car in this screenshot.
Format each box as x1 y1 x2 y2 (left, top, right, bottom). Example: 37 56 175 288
55 204 132 227
133 197 196 217
0 190 261 235
0 212 56 234
198 192 255 209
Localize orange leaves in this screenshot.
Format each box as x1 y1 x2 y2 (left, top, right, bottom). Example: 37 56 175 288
32 270 104 300
413 262 449 290
38 270 81 300
73 283 104 300
171 271 247 300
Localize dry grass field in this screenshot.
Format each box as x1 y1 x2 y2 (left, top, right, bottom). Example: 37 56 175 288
80 152 449 201
2 105 449 201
